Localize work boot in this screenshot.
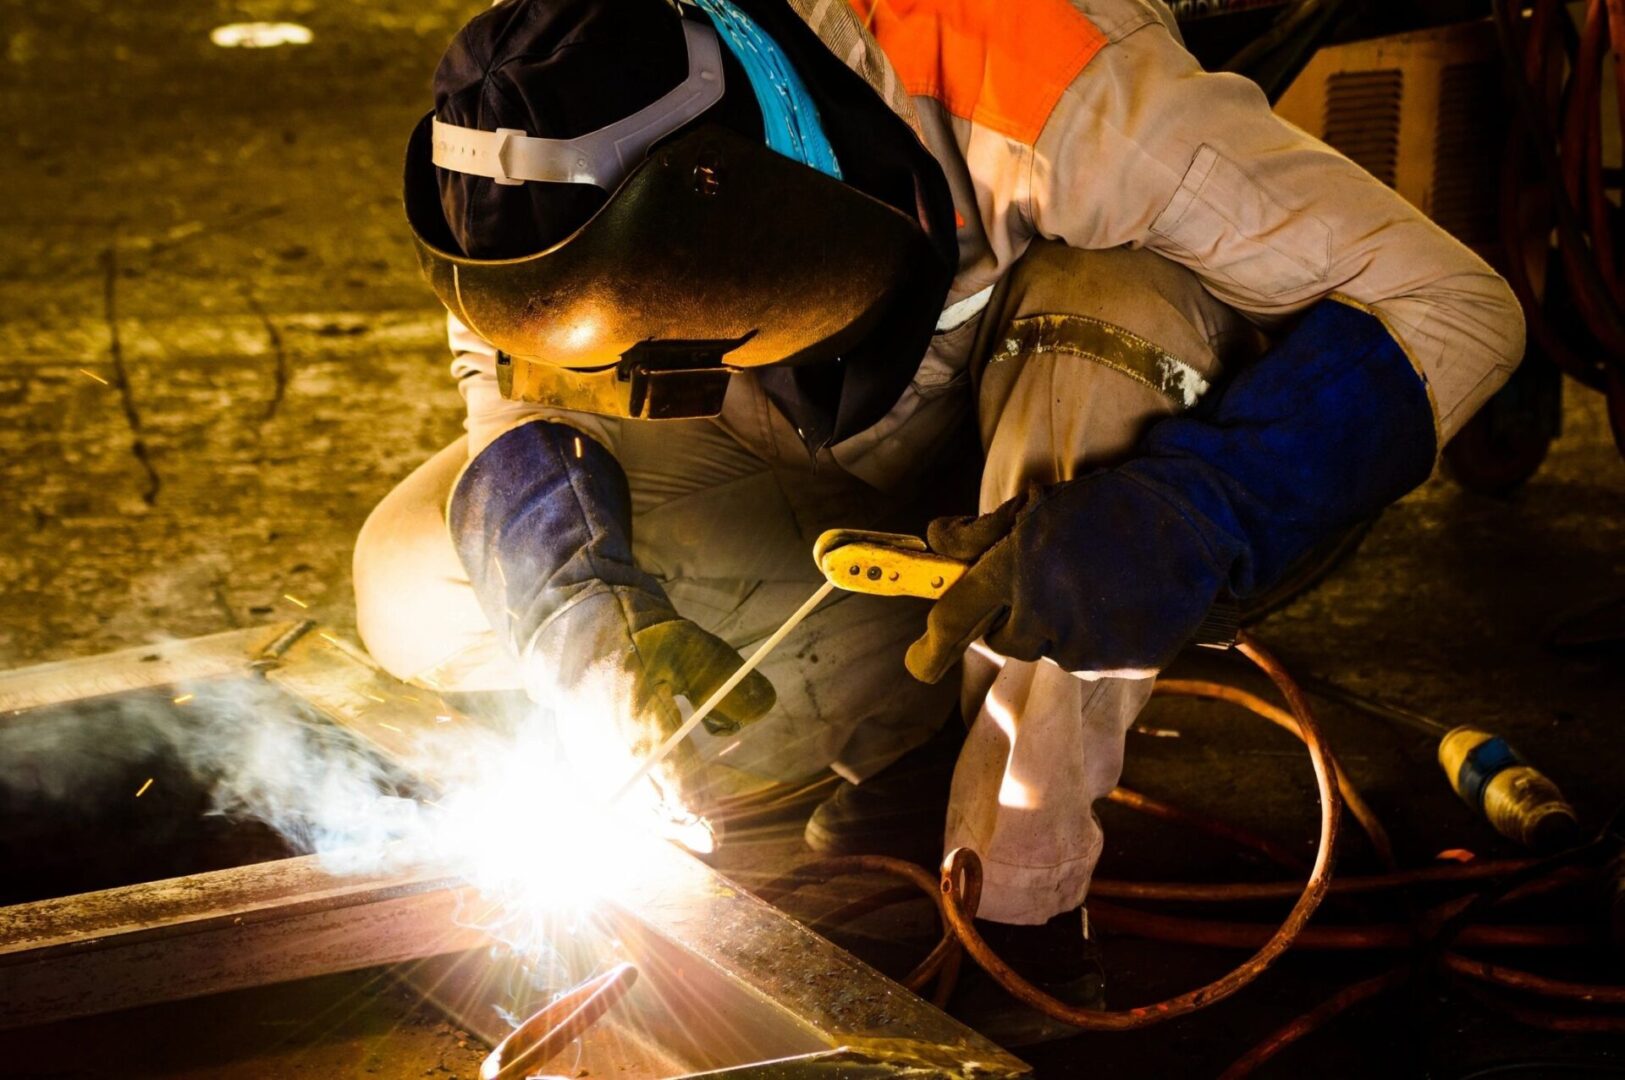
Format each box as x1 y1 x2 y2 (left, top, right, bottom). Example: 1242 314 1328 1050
803 717 964 866
957 907 1106 1047
974 907 1105 997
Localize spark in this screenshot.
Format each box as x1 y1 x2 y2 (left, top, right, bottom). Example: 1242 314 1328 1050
172 693 194 705
1133 725 1181 739
573 436 583 459
363 692 387 704
282 593 309 609
435 714 453 724
717 740 742 758
318 631 343 647
379 721 404 733
493 557 508 588
135 778 154 798
77 368 110 385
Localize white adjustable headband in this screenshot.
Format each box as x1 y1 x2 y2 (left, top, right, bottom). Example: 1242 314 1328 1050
430 17 725 190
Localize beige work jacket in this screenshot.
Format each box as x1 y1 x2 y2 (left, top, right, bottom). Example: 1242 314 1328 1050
451 0 1524 492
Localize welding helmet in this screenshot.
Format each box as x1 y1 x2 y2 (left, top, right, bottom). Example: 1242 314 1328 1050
403 0 952 422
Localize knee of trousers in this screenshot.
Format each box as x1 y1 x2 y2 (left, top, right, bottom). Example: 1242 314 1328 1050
973 243 1264 501
978 241 1259 380
352 438 491 683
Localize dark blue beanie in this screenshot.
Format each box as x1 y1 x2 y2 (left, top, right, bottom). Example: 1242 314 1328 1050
433 0 763 258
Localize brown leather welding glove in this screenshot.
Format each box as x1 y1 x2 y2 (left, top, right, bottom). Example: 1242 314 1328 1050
629 618 777 735
526 587 775 814
906 470 1232 684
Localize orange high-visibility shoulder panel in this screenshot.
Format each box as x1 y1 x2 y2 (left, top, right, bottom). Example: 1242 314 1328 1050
847 0 1107 145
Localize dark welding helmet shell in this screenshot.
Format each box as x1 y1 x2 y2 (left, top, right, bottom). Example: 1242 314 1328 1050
403 116 935 378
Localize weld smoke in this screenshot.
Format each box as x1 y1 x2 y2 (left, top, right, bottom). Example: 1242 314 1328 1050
0 673 547 876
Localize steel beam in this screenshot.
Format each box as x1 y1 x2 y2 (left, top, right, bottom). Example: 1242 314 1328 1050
0 855 484 1029
0 626 1028 1076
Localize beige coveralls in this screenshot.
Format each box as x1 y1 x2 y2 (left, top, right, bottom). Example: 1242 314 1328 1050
354 0 1524 922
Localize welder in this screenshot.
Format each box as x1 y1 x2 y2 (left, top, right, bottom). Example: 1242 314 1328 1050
353 0 1524 991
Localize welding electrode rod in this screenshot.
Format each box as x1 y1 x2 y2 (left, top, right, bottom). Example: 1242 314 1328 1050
612 580 837 803
480 963 638 1080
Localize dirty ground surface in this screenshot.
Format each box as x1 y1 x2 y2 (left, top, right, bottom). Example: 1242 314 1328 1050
2 2 1623 1078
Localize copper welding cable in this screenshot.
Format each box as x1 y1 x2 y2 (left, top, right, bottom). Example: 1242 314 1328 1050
1492 0 1615 389
1085 864 1589 951
1500 0 1625 362
1105 787 1309 873
755 853 939 906
1605 0 1625 204
1547 6 1625 354
884 925 965 1004
1082 899 1589 950
1497 129 1597 388
1086 859 1559 904
758 854 966 1001
1218 871 1622 1075
810 880 965 995
814 884 925 929
1582 3 1622 298
933 632 1345 1030
1215 967 1410 1080
922 849 980 1006
1462 982 1625 1034
1410 801 1625 1030
930 937 963 1009
1497 0 1611 391
1444 954 1625 1005
1152 678 1396 869
480 962 638 1080
1561 1 1602 210
1219 952 1625 1077
904 932 958 992
1506 0 1625 451
1422 865 1589 927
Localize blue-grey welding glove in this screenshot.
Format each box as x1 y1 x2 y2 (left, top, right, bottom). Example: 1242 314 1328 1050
907 298 1438 682
448 419 775 808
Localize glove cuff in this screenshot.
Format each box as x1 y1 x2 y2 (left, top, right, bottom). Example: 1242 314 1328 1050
448 418 670 657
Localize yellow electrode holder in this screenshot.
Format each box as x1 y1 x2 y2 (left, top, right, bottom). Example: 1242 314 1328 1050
1437 725 1580 852
814 528 1240 648
814 529 967 600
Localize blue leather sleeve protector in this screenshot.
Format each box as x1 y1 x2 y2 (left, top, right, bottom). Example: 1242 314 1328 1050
1121 298 1438 600
446 420 667 655
991 299 1439 673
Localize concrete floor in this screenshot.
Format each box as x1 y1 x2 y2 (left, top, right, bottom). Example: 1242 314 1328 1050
2 2 1623 1077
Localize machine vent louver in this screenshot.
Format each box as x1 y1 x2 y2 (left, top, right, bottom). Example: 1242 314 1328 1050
1323 69 1403 187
